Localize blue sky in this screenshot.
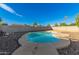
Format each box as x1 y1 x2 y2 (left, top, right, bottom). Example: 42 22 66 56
0 3 79 25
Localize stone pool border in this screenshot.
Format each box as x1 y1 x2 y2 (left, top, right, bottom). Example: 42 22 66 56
12 32 70 55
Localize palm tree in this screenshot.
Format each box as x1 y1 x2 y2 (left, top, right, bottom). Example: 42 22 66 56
64 16 68 23
60 16 68 26
75 14 79 27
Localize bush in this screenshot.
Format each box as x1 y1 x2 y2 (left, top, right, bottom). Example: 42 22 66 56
47 24 51 27
59 22 67 26
54 23 59 26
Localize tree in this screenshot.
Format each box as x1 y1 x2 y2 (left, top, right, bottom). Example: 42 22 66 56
75 15 79 27
60 22 67 26
0 18 2 22
59 16 68 26
47 23 51 27
0 18 3 26
2 23 8 26
54 23 58 26
0 17 8 26
68 23 75 26
64 16 68 23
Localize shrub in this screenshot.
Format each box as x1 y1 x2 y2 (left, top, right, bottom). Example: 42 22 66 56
59 22 67 26
54 23 59 26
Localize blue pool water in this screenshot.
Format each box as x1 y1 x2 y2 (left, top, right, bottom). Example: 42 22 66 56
26 32 60 43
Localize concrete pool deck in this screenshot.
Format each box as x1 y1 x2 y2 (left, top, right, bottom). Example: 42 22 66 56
12 33 70 55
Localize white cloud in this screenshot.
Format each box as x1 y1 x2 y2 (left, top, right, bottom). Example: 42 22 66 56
0 3 23 17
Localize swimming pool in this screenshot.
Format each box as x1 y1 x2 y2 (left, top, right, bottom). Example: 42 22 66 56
26 32 60 43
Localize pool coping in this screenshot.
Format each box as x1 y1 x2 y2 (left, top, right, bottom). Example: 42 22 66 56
12 32 70 55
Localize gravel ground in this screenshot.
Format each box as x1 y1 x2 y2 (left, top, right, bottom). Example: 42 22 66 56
0 32 26 55
57 40 79 55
